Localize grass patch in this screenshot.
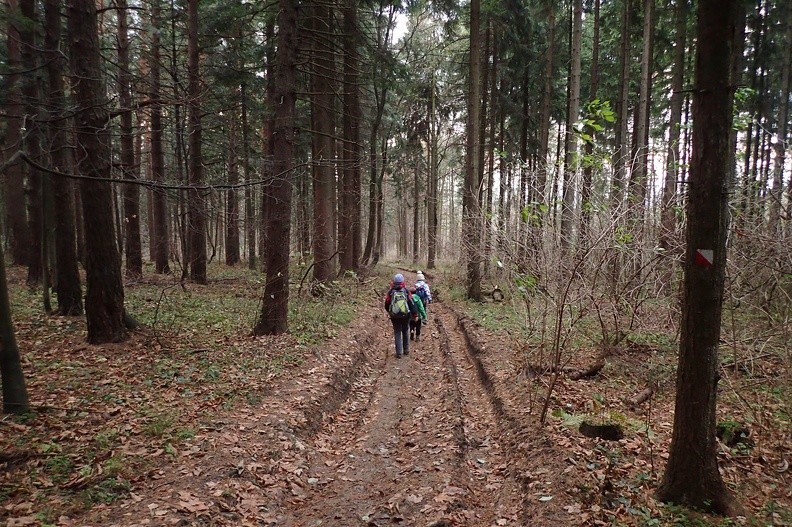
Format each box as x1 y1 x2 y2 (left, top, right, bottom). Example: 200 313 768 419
77 477 131 508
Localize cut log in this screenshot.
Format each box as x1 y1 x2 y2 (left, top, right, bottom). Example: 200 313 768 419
568 359 606 380
626 385 655 408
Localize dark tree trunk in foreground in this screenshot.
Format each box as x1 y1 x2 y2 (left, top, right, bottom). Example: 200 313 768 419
117 0 143 278
150 0 170 274
463 0 482 301
254 0 297 335
187 0 207 283
68 0 127 344
45 0 82 315
657 0 739 515
0 244 30 414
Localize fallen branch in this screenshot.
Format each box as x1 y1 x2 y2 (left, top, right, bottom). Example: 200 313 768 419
625 385 655 409
568 359 606 380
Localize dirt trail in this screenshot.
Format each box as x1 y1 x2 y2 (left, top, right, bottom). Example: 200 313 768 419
274 302 524 526
77 287 529 526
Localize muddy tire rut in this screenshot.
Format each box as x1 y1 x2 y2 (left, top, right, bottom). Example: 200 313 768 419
274 303 525 526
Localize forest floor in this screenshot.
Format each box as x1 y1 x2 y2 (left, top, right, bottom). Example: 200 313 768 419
1 264 790 527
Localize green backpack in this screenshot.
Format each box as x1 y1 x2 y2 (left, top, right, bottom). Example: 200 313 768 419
389 289 410 319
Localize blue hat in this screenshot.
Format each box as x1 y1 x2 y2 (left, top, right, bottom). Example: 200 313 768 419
393 273 405 284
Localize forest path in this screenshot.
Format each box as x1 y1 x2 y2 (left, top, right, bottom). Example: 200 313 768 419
273 300 524 526
75 277 529 527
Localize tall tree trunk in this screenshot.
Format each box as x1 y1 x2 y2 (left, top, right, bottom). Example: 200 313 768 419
659 0 687 293
767 2 791 234
309 0 336 282
340 0 361 272
612 0 632 208
427 72 439 269
728 2 747 192
412 156 420 264
68 0 127 343
538 3 555 204
226 115 241 265
187 0 207 283
117 0 142 278
259 21 275 266
150 0 170 274
254 0 297 335
561 0 583 249
45 0 82 315
580 0 600 243
484 38 498 277
657 0 739 514
363 4 394 267
0 243 30 414
375 141 387 263
3 0 30 266
242 85 256 270
628 0 654 213
464 0 483 301
20 0 43 285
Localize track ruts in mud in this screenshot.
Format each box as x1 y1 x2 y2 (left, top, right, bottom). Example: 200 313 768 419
77 293 553 527
275 302 524 526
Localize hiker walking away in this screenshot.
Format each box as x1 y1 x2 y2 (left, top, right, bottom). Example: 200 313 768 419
384 274 416 358
414 271 432 320
409 286 427 342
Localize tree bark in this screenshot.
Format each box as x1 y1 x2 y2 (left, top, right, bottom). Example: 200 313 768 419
117 0 142 278
150 0 170 274
68 0 127 343
242 85 256 270
187 0 207 283
254 0 297 335
226 115 241 265
309 0 336 282
657 0 739 515
628 0 653 215
45 0 82 315
340 0 361 272
427 71 439 269
463 0 482 301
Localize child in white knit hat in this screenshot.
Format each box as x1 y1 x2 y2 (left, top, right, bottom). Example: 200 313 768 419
414 271 432 323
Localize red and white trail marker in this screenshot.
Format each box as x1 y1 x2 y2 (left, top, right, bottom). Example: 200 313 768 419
694 249 714 268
